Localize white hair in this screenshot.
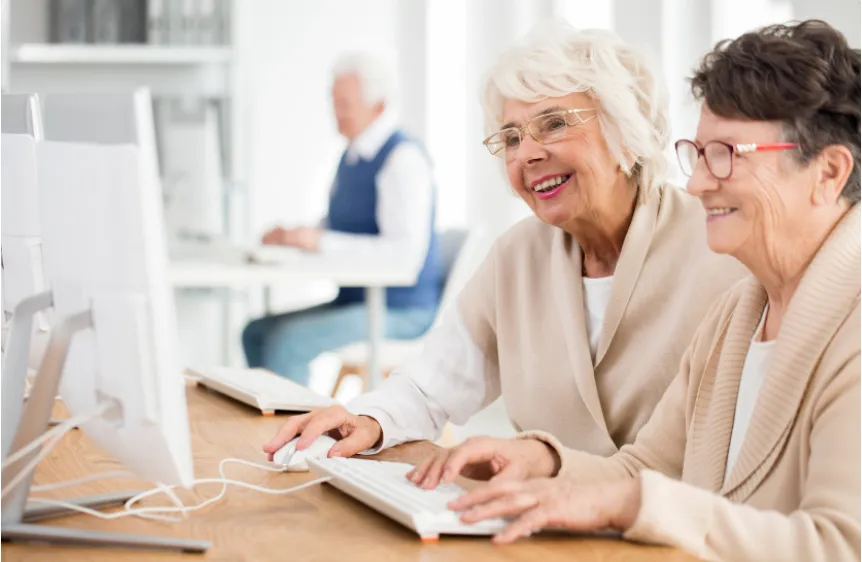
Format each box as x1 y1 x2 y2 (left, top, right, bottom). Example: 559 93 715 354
482 20 670 193
332 52 395 106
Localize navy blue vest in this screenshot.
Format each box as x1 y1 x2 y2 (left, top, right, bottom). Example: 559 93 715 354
328 130 441 309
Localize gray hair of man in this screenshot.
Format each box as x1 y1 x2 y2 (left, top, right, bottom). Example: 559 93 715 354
332 52 397 107
482 20 671 194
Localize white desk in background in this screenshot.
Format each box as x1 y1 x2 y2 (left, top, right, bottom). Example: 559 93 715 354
169 253 418 391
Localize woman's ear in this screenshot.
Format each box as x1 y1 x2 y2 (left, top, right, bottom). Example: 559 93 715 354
812 144 854 206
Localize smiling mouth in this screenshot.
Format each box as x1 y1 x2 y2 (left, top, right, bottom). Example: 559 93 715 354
532 174 572 193
706 207 737 217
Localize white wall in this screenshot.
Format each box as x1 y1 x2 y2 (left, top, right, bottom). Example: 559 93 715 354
790 0 860 47
237 0 399 237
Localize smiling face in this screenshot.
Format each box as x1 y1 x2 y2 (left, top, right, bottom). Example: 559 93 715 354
686 105 826 265
501 93 630 230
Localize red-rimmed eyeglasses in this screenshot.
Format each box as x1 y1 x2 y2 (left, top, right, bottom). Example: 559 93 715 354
674 139 798 180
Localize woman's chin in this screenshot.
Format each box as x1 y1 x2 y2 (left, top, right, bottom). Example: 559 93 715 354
705 234 740 256
532 205 573 228
535 213 568 229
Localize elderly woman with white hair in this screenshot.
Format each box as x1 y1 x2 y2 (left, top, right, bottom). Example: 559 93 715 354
263 23 746 465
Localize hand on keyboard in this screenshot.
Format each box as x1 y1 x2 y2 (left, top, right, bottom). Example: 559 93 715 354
406 436 562 491
263 405 382 461
446 474 636 544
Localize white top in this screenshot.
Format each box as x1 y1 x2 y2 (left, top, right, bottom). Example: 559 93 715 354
347 306 497 452
724 308 775 483
318 111 435 273
582 276 614 362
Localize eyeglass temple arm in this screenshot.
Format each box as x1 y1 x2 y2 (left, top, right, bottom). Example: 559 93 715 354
735 143 797 153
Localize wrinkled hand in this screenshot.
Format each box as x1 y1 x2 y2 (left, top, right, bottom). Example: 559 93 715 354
261 226 321 252
262 405 382 460
406 436 561 490
449 476 642 544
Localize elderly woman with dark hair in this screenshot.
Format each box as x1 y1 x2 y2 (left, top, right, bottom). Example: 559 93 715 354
427 20 861 561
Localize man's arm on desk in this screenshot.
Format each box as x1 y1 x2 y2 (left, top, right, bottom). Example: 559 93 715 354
263 307 500 458
319 143 434 270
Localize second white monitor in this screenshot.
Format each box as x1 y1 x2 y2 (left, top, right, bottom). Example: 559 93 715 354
36 92 194 487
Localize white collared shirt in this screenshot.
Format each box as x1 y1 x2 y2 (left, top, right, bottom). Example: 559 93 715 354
319 112 435 274
347 305 498 452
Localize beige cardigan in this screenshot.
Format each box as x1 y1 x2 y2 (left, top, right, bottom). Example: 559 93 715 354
458 184 747 455
524 206 861 561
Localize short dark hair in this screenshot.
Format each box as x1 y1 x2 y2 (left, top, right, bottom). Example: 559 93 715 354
690 20 861 204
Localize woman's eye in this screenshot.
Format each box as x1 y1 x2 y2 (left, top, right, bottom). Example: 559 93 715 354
542 117 567 131
502 132 520 147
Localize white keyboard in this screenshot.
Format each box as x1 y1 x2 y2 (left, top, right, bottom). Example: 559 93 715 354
168 235 304 266
189 366 334 415
168 236 249 263
246 245 305 264
307 457 508 540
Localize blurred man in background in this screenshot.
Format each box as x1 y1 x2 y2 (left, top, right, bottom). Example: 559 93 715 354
242 52 441 386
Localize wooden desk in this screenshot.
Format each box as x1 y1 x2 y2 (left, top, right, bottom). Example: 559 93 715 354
2 385 697 561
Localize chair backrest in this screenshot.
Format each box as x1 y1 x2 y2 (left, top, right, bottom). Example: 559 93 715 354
1 94 43 138
434 227 491 325
437 229 469 284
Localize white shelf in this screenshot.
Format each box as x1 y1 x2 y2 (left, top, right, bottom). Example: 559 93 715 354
10 44 233 65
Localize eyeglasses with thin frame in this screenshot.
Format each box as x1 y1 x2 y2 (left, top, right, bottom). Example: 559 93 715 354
674 139 798 180
483 108 598 158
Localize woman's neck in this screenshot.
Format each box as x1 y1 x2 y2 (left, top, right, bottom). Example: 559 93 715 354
744 206 848 341
565 184 638 278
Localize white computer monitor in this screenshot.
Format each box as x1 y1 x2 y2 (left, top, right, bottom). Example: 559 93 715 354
41 89 161 184
1 133 49 325
1 95 52 464
32 90 191 488
1 94 204 553
2 93 48 325
35 139 194 488
1 93 44 138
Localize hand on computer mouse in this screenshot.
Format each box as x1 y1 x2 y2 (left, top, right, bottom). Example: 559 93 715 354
272 435 338 471
263 405 383 460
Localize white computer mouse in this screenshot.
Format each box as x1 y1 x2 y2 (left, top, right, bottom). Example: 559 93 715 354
272 435 338 472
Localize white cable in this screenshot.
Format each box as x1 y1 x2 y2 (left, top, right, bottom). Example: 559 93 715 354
124 458 331 519
24 488 186 524
2 427 73 499
2 406 104 470
1 407 106 499
26 457 331 523
6 405 332 522
30 470 135 493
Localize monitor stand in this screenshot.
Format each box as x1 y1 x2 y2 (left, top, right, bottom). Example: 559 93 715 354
2 292 69 437
0 302 210 553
